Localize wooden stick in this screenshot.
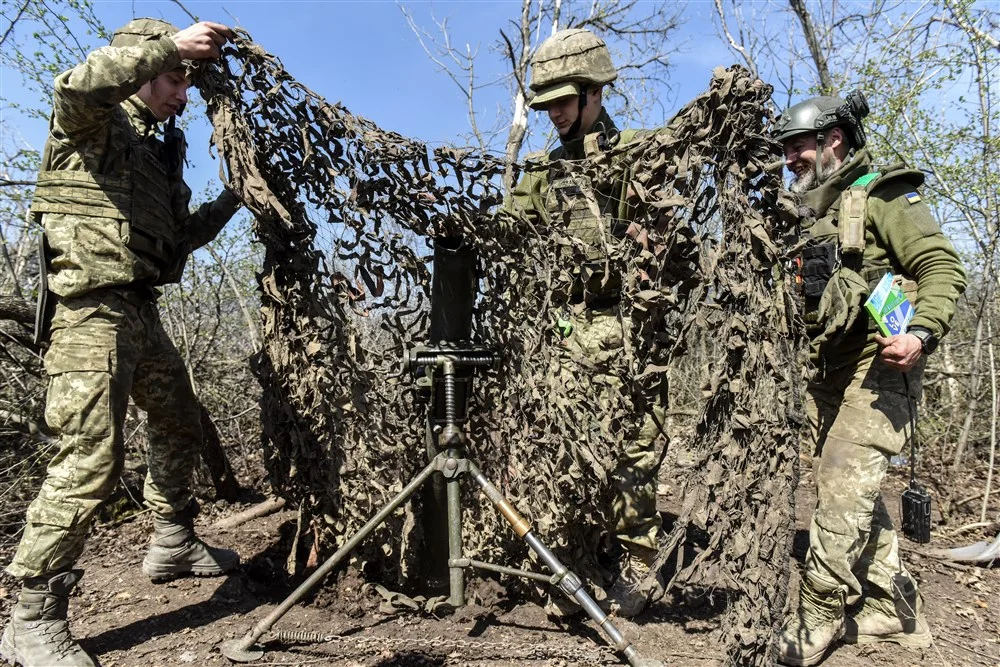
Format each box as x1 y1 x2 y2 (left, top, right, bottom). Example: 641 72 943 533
211 496 287 530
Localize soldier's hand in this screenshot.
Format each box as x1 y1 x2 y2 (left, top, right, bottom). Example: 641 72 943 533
875 333 923 372
172 22 233 61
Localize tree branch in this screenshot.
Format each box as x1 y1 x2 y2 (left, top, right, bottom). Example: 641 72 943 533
788 0 833 93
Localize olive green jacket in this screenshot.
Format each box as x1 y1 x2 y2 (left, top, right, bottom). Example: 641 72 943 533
800 149 967 366
34 36 240 298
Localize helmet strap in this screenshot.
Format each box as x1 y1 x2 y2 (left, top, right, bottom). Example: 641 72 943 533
566 85 589 140
814 130 827 183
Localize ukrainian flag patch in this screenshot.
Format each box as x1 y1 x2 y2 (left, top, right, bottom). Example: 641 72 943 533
905 192 922 204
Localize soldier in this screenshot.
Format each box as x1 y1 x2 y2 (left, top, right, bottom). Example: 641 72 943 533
773 92 966 665
1 18 243 667
508 28 667 618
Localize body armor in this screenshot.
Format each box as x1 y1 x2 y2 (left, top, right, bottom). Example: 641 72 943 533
543 127 640 296
800 165 922 336
30 105 188 286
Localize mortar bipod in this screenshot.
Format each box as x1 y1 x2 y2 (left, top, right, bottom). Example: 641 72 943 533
221 345 662 667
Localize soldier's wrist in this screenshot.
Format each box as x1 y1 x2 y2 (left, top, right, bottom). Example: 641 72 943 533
908 326 938 355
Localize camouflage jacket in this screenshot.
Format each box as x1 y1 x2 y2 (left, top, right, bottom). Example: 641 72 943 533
800 149 967 366
31 35 240 298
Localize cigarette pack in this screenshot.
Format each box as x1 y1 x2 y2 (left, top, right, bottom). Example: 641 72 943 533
865 272 913 336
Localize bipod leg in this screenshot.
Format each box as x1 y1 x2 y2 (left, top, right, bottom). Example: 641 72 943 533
466 460 660 667
221 458 440 662
446 461 465 606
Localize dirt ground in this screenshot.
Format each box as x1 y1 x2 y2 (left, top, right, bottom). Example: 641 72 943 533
1 461 997 667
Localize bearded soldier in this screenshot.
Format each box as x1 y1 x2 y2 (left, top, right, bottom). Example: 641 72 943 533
508 28 667 618
2 19 242 667
773 93 966 665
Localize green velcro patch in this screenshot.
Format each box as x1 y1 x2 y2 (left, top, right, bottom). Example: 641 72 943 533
851 172 880 187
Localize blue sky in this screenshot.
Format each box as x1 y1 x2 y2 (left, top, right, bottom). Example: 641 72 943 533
0 1 738 199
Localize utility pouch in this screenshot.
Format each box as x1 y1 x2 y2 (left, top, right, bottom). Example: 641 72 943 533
160 118 185 175
33 232 53 348
838 187 867 254
901 482 932 543
157 240 190 285
799 243 838 299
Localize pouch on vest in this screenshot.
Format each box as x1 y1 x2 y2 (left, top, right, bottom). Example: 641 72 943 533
838 186 867 255
158 240 191 285
33 232 54 348
799 243 838 299
814 266 868 347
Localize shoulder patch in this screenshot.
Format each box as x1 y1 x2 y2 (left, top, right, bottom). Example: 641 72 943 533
904 192 922 204
851 172 880 187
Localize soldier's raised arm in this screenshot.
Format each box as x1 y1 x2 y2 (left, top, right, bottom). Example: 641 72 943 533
52 20 232 138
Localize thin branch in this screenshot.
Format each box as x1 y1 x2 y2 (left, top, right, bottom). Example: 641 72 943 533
788 0 833 93
170 0 199 23
713 0 759 80
0 0 32 50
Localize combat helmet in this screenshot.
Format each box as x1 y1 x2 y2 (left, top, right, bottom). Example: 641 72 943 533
773 90 870 150
110 18 198 101
111 18 181 48
528 28 617 110
773 90 870 183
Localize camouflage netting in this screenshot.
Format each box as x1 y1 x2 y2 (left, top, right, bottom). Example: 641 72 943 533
198 30 807 665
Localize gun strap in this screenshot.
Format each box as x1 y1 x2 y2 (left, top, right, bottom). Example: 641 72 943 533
903 372 917 486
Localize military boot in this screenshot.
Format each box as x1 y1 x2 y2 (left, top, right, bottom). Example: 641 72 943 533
604 549 665 618
0 570 96 667
141 507 240 582
778 579 845 666
844 581 932 647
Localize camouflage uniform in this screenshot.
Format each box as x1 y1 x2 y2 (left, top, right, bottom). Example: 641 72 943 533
6 30 240 580
509 107 666 557
798 148 966 608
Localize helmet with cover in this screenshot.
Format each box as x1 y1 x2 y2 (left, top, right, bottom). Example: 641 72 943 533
528 29 617 110
111 18 181 48
110 18 197 84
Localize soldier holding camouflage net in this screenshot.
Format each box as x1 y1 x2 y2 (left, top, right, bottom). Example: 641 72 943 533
2 18 242 667
773 92 966 666
507 28 667 618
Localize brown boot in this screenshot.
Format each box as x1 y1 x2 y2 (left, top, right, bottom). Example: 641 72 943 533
0 570 96 667
844 584 932 647
778 579 845 666
141 507 240 582
604 549 665 618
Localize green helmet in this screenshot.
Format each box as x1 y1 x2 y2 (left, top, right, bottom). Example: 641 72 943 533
110 18 180 47
772 90 870 149
528 29 617 110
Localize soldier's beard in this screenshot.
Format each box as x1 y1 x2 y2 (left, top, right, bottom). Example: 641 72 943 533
789 151 837 194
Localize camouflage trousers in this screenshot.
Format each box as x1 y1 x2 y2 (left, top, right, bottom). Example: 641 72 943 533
803 353 923 605
561 306 667 555
7 288 203 579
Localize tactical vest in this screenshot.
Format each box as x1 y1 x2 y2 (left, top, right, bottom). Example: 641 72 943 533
30 105 186 285
801 165 921 337
544 128 641 295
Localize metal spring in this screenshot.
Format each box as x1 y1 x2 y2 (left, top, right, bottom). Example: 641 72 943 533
414 353 495 366
272 629 332 644
444 372 456 425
